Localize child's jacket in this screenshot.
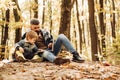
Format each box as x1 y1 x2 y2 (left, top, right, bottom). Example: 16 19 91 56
15 40 38 59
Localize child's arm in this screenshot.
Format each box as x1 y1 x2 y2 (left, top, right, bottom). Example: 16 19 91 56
18 47 24 53
15 40 25 53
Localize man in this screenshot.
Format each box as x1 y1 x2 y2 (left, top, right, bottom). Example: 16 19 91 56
13 31 70 65
22 18 85 63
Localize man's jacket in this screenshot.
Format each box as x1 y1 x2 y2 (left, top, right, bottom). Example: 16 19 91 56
22 29 53 46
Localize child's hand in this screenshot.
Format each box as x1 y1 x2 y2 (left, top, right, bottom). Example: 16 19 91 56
19 47 24 53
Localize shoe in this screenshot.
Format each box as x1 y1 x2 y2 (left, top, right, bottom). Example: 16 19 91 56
16 56 25 62
54 57 70 65
13 51 26 62
72 52 85 63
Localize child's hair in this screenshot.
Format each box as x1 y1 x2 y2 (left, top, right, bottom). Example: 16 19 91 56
26 31 38 40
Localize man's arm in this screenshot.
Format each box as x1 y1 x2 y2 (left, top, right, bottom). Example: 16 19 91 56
21 33 27 40
45 31 53 44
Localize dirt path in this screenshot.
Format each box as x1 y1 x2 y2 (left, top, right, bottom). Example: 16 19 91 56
0 61 120 80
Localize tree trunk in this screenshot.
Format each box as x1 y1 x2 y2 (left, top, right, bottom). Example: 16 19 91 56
99 0 106 53
48 1 52 33
33 0 38 18
59 0 75 39
111 0 116 39
1 10 5 45
88 0 99 61
75 0 82 53
2 9 10 45
12 0 22 43
74 25 77 50
81 0 85 44
42 0 45 28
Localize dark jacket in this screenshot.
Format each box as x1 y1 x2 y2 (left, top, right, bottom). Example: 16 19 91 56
15 40 38 59
22 29 53 46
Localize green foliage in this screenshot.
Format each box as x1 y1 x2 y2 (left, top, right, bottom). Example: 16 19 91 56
105 35 120 65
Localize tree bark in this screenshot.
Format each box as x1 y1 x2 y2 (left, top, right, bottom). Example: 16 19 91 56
42 0 45 28
48 1 52 33
2 9 10 45
59 0 75 39
88 0 99 61
99 0 106 53
33 0 38 18
75 0 82 53
111 0 116 38
12 0 22 43
1 10 5 45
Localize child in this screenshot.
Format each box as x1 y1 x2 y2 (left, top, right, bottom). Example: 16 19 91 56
13 30 41 62
13 31 70 65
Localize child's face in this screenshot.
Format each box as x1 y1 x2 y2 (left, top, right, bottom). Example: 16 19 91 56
28 38 36 44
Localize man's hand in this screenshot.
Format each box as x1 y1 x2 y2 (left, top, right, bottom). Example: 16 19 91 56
48 43 53 48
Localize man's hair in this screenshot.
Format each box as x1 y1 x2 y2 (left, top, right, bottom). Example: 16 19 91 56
26 31 38 40
30 18 40 25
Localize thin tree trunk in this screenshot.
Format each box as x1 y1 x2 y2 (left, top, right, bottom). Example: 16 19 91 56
74 25 77 50
75 0 82 53
29 0 32 19
13 9 21 43
12 0 21 43
48 1 52 33
14 0 20 11
1 10 5 45
1 26 4 45
42 0 45 28
111 0 116 39
99 0 106 53
88 0 99 61
3 9 10 45
33 0 38 18
81 0 85 44
71 8 77 51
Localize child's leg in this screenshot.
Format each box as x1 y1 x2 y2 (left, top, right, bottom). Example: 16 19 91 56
15 51 25 59
13 49 26 62
32 54 43 62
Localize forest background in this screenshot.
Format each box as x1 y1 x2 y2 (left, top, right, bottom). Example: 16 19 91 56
0 0 120 65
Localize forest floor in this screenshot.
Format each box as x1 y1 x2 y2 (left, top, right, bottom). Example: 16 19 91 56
0 60 120 80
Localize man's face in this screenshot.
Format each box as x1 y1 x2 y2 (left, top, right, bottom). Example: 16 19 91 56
30 25 40 32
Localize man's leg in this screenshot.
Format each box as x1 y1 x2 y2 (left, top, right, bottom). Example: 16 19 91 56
53 34 85 63
42 51 56 62
42 50 70 65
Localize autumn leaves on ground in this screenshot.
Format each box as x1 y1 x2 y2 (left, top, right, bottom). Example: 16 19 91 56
0 60 120 80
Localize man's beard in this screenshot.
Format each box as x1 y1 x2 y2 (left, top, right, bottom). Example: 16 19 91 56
35 30 39 35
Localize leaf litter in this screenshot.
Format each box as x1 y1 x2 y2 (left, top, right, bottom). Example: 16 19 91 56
0 60 120 80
